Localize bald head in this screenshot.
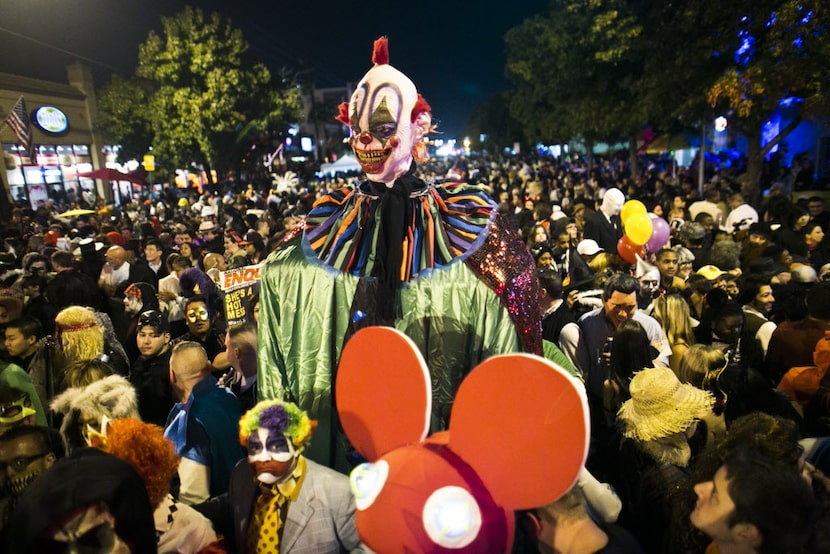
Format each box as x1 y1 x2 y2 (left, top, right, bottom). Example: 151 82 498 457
203 253 226 272
105 246 127 269
170 341 211 389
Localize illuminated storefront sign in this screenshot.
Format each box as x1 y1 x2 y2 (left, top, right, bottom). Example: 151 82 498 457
33 106 69 134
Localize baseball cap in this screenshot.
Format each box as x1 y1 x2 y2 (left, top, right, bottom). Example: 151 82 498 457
227 231 249 245
201 206 216 218
576 239 604 257
243 231 264 248
696 265 726 281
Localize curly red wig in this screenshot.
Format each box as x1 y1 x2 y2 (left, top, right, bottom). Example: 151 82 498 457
100 418 179 508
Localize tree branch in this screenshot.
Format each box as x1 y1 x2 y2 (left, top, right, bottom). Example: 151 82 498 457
760 114 802 158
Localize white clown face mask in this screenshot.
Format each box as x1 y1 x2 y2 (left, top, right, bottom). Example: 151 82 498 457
348 64 419 186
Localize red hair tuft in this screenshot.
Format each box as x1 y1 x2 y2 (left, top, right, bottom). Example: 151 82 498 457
335 101 351 126
410 94 432 122
372 36 389 65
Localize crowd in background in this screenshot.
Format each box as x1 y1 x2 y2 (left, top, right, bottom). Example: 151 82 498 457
0 149 828 552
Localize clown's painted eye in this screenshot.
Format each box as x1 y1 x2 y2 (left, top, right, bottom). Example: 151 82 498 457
422 486 481 549
349 461 388 510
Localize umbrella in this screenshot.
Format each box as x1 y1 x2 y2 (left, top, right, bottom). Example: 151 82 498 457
56 208 96 219
643 133 694 154
77 168 145 185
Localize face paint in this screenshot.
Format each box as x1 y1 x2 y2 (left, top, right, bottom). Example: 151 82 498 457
123 295 143 316
49 501 131 554
7 467 41 496
247 427 298 484
348 62 419 185
1 447 50 497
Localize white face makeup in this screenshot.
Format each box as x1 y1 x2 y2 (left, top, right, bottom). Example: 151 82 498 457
247 427 298 484
123 295 143 316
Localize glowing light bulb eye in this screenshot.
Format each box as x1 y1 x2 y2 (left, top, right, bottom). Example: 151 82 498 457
422 486 482 549
349 461 388 510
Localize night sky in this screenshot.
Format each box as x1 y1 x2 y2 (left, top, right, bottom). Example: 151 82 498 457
0 0 547 137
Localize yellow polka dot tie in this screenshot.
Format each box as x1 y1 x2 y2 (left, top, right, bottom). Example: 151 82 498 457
246 457 307 553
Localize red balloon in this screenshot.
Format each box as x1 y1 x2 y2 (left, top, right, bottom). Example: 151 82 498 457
617 235 646 265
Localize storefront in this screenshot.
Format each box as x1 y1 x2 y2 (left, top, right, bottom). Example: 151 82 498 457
1 63 109 210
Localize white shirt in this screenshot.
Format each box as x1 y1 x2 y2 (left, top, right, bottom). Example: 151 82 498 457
158 273 184 322
99 261 130 289
743 305 777 355
688 200 724 226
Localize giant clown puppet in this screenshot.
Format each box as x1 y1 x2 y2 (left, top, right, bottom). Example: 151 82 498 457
258 37 540 467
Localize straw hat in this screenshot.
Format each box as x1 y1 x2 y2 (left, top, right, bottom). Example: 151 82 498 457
618 367 714 442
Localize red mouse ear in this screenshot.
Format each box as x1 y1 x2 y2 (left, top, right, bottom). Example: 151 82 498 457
448 354 589 510
336 327 431 461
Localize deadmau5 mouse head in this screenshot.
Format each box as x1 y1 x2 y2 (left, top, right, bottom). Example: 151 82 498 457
336 327 590 552
335 37 433 185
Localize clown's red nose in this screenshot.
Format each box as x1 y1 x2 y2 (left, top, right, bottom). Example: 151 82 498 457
358 132 372 145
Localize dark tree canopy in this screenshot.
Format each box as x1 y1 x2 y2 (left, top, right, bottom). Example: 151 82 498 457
97 7 301 183
502 0 829 186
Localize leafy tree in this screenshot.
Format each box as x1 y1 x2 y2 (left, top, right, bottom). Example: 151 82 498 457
505 1 647 172
706 0 830 188
97 7 301 184
503 0 830 188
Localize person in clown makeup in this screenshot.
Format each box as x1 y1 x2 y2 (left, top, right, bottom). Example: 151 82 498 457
258 37 540 469
197 399 365 554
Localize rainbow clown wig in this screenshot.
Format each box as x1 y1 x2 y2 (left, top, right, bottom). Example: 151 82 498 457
239 400 316 450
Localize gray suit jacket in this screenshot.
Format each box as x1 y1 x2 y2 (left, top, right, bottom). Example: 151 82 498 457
229 457 367 553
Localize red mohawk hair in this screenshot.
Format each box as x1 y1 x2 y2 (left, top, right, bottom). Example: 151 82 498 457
372 36 389 65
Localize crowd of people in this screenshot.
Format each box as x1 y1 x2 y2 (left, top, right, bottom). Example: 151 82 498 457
0 148 827 553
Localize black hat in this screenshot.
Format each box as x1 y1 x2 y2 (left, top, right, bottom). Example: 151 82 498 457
747 256 787 279
244 231 265 249
4 449 156 553
748 222 773 240
530 242 552 262
563 247 597 292
137 309 169 334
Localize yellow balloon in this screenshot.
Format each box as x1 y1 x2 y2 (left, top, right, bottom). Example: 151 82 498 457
620 200 647 225
625 213 653 246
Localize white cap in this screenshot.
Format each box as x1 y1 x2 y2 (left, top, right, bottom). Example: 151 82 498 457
201 206 216 217
551 205 568 221
577 239 603 257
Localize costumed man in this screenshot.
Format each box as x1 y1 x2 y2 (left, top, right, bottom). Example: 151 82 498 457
583 189 625 254
99 418 222 554
199 399 365 553
258 37 540 467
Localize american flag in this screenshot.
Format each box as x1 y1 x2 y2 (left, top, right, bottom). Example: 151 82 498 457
4 96 34 160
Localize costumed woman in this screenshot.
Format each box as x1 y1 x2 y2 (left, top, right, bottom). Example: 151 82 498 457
257 37 540 467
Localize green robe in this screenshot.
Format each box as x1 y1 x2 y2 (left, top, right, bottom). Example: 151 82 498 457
258 178 540 468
